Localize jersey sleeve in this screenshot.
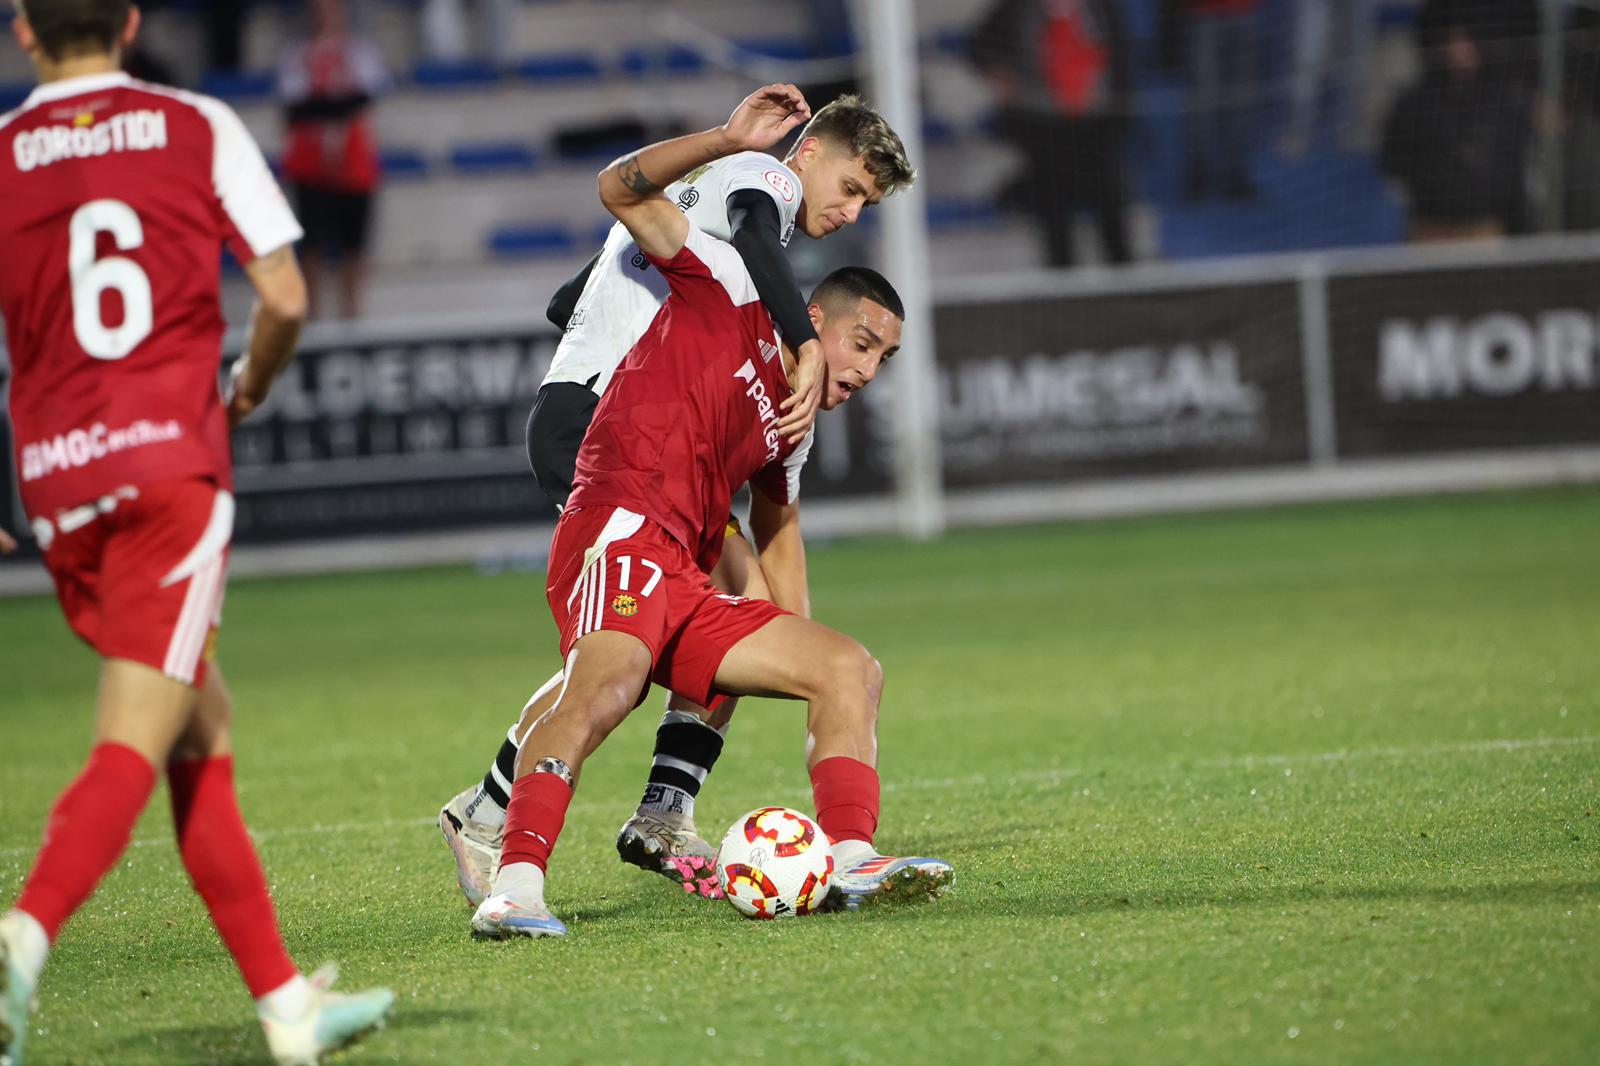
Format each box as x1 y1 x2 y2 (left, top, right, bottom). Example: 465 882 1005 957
196 95 303 263
751 427 814 506
645 223 759 310
716 153 802 242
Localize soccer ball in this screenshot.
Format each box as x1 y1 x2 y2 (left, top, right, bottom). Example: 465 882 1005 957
716 806 834 919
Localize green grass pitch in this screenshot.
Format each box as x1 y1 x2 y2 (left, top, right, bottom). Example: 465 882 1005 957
2 487 1596 1065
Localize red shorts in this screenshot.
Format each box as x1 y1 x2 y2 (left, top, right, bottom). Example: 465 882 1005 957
36 478 233 687
545 506 787 709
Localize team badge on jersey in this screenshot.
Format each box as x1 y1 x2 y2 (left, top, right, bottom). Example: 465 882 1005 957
764 169 796 203
611 593 639 617
677 188 700 209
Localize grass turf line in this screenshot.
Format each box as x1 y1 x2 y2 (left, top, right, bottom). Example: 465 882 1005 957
0 486 1595 1064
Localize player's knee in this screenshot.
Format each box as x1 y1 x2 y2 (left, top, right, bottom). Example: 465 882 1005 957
560 673 639 740
819 638 882 712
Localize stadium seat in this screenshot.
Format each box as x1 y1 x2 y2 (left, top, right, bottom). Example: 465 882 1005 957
617 46 707 78
515 54 606 85
199 69 277 101
412 60 502 90
449 142 542 175
489 223 579 259
379 147 431 181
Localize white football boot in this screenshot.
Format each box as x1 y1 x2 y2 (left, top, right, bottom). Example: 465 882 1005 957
824 854 956 912
615 811 723 899
0 915 39 1066
258 964 394 1066
438 786 502 906
470 894 568 939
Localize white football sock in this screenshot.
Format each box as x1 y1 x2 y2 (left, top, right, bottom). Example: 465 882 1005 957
256 973 313 1021
830 838 875 870
0 909 50 986
637 783 695 820
494 861 546 905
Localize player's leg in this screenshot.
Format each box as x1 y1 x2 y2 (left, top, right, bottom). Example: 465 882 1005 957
710 614 954 910
471 631 654 940
2 658 191 1066
614 527 767 893
438 381 599 904
170 665 392 1064
439 671 563 905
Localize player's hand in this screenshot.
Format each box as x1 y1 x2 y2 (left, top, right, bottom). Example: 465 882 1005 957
226 357 263 429
0 527 17 555
724 84 811 153
778 337 825 443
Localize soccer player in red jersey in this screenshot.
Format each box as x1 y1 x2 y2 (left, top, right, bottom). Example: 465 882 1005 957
0 4 392 1063
469 85 955 939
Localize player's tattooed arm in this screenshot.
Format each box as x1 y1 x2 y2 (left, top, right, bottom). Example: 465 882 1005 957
599 84 810 258
617 155 662 197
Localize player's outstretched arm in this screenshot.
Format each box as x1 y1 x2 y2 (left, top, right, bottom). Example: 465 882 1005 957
598 83 811 260
749 487 810 619
228 244 309 429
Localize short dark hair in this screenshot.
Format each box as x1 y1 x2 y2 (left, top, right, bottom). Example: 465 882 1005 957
810 266 904 321
795 94 916 196
18 0 130 62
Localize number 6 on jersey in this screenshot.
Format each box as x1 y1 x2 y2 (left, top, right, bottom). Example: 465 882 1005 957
70 198 153 360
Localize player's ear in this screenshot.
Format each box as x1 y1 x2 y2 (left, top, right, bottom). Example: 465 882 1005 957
13 11 36 55
122 5 142 51
792 136 822 170
806 302 825 332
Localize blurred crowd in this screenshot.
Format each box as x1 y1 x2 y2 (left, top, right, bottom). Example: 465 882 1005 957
970 0 1600 267
105 0 1600 301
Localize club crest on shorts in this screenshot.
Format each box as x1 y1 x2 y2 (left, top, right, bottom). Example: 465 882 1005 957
611 593 639 617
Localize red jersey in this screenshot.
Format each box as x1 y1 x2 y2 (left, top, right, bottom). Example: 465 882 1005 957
569 223 814 571
0 72 302 519
277 34 386 192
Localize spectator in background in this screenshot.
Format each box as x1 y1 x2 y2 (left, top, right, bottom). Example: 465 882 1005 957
1280 0 1380 158
970 0 1134 268
278 0 388 319
421 0 519 71
1182 0 1262 200
1380 0 1534 241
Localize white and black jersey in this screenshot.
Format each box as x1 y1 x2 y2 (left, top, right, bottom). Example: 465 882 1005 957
543 152 803 395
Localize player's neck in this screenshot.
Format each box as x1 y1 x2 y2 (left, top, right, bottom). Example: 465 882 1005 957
35 53 122 86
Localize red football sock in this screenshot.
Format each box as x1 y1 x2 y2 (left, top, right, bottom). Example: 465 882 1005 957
809 756 880 845
168 756 298 998
500 771 574 873
16 742 157 941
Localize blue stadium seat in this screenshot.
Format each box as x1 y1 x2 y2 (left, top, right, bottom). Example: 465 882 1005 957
931 28 969 57
617 46 707 78
733 36 816 61
412 60 501 89
921 116 957 147
379 147 430 180
449 142 541 175
490 223 578 259
925 198 1002 232
0 83 30 111
200 69 277 101
515 54 605 84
